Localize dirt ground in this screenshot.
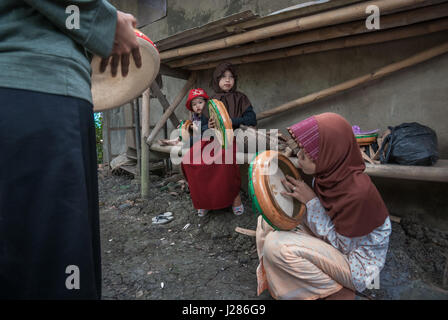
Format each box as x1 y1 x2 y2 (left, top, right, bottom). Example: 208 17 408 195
98 167 448 300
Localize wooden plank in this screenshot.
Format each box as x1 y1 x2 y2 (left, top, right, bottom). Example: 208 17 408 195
390 216 402 223
150 82 180 127
159 63 191 80
109 126 135 131
288 155 448 182
120 165 137 176
169 3 448 68
146 72 197 146
160 0 430 60
156 10 257 51
235 227 256 237
365 160 448 182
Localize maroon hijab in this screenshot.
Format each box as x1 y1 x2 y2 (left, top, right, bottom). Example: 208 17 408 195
206 62 252 119
291 113 389 237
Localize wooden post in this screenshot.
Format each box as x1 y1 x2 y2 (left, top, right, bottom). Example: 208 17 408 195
146 72 197 146
132 99 141 177
141 89 151 199
168 3 448 69
188 18 448 70
160 0 428 60
255 41 448 120
106 110 112 165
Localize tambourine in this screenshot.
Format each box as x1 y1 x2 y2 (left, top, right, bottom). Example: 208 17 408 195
91 29 160 112
178 120 192 142
249 150 307 231
356 133 378 146
208 99 233 149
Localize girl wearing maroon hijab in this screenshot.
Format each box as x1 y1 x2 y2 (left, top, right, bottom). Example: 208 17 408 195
181 63 256 216
207 62 257 215
255 113 391 300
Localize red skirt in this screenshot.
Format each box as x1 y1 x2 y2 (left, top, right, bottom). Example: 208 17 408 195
181 139 241 210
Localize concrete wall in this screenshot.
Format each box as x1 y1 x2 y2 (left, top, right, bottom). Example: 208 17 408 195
108 0 448 228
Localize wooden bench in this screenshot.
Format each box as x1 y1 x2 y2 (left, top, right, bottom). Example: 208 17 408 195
364 160 448 183
149 143 448 183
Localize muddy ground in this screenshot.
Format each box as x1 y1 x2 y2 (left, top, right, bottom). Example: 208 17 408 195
98 167 448 300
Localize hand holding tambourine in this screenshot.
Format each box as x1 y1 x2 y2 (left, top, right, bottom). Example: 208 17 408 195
91 12 160 112
100 11 142 77
281 175 316 204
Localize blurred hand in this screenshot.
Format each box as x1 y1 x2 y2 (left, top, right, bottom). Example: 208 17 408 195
208 118 215 129
281 175 316 204
190 123 198 134
100 11 142 77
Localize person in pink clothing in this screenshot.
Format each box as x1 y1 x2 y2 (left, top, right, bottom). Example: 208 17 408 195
256 113 391 300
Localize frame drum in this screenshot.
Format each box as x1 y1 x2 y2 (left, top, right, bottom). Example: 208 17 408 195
178 120 192 142
91 29 160 112
249 150 306 230
207 99 233 149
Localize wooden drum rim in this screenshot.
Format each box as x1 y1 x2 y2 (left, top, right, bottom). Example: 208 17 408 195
251 150 307 231
263 152 306 229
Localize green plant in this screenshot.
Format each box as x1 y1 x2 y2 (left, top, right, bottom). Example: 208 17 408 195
94 112 103 164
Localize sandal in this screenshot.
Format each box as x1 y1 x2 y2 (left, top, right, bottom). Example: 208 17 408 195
198 209 208 217
152 212 174 225
232 204 244 216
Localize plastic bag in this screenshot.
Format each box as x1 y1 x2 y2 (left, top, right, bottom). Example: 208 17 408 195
379 122 439 166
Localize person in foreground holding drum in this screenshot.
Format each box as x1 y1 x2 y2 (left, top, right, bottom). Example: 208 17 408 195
0 0 142 299
208 62 257 216
255 112 392 300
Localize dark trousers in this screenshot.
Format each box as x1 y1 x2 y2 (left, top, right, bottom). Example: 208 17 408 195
0 87 101 299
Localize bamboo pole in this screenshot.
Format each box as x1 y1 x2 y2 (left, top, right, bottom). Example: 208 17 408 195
160 0 428 60
132 99 141 177
150 81 181 127
256 41 448 121
146 72 197 146
188 18 448 71
168 3 448 69
141 89 150 199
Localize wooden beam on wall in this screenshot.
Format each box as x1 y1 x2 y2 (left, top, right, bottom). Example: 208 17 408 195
146 72 197 146
188 18 448 70
159 63 191 79
168 3 448 69
150 82 180 127
160 0 431 60
256 41 448 121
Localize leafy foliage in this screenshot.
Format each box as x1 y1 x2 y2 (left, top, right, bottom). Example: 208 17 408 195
94 112 103 164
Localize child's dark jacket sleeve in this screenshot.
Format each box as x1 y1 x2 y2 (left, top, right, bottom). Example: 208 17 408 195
231 106 257 128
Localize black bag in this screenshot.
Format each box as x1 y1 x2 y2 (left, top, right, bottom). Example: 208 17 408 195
379 122 439 166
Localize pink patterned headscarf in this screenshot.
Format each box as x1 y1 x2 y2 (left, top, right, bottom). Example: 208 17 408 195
287 116 320 161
